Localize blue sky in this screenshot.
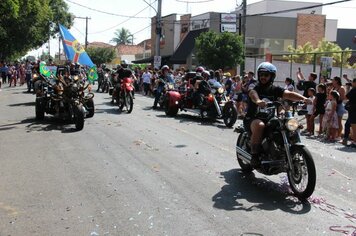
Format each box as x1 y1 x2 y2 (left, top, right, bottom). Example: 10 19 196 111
27 0 356 57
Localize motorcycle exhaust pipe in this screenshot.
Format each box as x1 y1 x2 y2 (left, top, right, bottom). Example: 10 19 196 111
236 145 251 163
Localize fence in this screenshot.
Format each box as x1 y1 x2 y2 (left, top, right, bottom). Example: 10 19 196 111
237 51 356 87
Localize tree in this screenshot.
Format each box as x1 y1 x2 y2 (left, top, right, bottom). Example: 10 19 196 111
285 42 314 64
195 31 244 70
0 0 73 60
285 40 353 67
111 28 133 45
86 47 116 65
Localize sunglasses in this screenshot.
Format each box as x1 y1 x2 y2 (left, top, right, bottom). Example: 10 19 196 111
259 72 270 78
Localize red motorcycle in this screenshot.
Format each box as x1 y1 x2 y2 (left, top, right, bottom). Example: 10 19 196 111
164 77 237 127
112 77 134 113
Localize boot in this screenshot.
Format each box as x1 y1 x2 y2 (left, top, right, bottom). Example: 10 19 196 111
250 144 261 168
250 153 261 168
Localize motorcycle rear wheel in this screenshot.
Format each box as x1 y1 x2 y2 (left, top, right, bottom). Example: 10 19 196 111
287 146 316 199
236 133 253 173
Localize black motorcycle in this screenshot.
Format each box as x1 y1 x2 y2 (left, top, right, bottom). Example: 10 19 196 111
99 70 112 93
35 75 94 130
235 101 316 199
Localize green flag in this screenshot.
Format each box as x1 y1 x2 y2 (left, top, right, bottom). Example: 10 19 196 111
39 61 57 77
87 66 98 82
39 61 51 77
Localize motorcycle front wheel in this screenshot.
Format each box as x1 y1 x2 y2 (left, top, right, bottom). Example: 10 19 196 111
287 146 316 199
236 133 253 173
223 101 238 128
119 92 133 113
35 97 45 120
73 104 85 131
85 98 95 118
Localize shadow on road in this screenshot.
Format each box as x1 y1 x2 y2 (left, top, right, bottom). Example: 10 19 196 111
8 101 35 107
212 169 311 214
154 111 236 129
1 117 82 133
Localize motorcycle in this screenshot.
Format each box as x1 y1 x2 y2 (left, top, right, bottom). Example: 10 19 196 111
35 74 94 130
235 100 316 199
158 81 176 108
165 78 238 127
99 70 112 93
112 77 134 113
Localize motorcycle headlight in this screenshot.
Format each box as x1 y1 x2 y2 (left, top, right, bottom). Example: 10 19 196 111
73 75 79 81
286 118 299 131
218 87 224 94
168 84 174 90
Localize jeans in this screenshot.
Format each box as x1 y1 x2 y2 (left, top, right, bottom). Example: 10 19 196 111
153 85 163 107
344 117 351 140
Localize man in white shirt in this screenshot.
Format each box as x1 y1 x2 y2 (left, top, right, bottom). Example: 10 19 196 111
141 67 152 96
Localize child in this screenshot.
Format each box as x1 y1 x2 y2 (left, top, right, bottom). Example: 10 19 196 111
311 84 327 136
306 88 316 135
322 91 339 142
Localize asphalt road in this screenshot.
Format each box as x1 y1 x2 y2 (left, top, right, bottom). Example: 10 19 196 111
0 86 355 236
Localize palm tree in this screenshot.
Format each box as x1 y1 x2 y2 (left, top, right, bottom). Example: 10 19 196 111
111 28 133 45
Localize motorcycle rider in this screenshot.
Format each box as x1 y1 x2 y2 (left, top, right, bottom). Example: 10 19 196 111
96 64 105 92
152 65 174 109
245 62 311 168
112 60 134 103
192 69 210 108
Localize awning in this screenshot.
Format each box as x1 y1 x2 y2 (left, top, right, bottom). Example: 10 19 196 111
132 55 171 64
169 28 209 64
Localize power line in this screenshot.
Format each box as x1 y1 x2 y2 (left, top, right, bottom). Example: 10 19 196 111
65 0 155 19
176 0 214 2
246 0 352 17
89 5 153 34
132 24 152 35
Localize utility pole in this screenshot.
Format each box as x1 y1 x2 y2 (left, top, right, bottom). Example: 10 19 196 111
155 0 162 57
74 16 91 49
240 0 247 75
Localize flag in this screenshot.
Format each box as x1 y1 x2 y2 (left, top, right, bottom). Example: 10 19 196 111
59 24 94 67
39 61 57 77
87 66 98 82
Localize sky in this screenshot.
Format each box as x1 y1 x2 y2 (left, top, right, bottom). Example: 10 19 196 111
27 0 356 58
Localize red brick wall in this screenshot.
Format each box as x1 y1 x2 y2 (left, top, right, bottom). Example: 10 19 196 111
296 14 326 47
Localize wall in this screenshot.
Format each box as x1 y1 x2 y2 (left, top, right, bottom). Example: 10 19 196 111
245 0 322 18
325 19 338 42
238 57 356 87
296 14 325 47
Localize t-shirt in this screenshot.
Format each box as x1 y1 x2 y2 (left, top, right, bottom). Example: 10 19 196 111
346 88 356 112
297 80 316 97
246 83 285 118
142 72 152 84
307 96 315 115
315 92 327 112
